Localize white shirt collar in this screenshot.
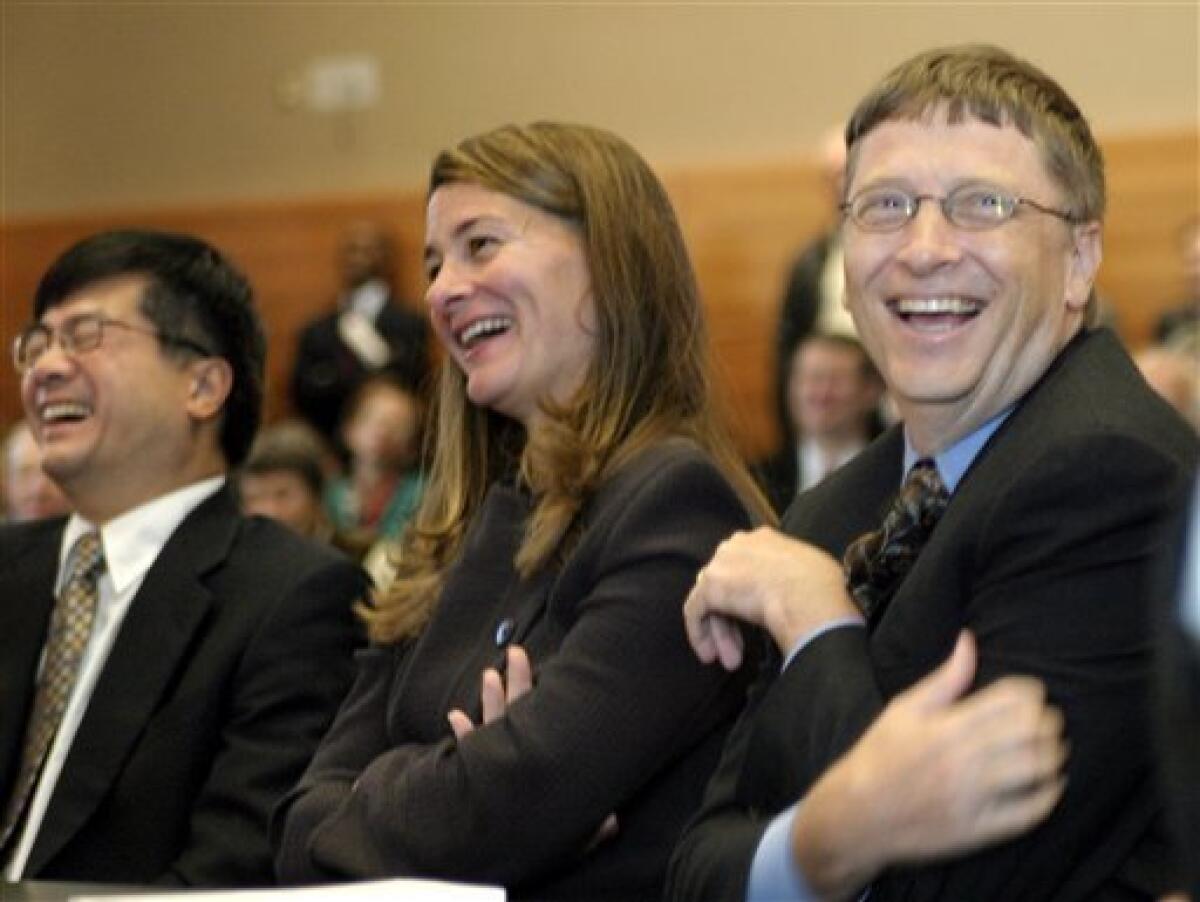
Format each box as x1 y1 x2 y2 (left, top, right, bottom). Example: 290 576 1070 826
342 278 389 320
59 475 226 595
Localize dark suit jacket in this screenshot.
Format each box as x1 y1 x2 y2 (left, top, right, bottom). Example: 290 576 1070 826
667 329 1199 901
0 485 367 886
275 440 758 900
752 447 801 517
290 299 430 444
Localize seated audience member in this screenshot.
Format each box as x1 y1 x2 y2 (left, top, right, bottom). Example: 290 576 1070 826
774 126 856 445
274 122 771 899
324 372 425 551
290 221 430 454
669 44 1198 901
238 419 337 542
755 332 884 513
1155 216 1200 346
0 230 367 885
3 421 70 522
1135 344 1199 432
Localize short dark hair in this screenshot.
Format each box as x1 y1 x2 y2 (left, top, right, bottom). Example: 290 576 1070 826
241 421 328 496
845 44 1105 223
33 229 266 465
796 332 882 384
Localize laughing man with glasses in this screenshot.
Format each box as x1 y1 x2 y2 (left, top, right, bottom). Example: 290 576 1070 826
669 44 1198 902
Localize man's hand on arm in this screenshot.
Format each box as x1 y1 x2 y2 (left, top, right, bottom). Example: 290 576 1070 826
683 527 858 668
788 632 1067 899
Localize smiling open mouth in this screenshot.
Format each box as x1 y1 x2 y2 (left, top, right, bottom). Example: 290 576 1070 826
890 297 981 332
40 401 92 425
457 316 514 350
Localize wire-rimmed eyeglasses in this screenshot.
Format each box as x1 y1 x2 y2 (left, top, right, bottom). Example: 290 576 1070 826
12 312 213 373
840 183 1078 233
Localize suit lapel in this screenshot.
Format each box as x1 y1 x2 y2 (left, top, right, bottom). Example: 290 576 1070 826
868 333 1099 690
27 488 241 873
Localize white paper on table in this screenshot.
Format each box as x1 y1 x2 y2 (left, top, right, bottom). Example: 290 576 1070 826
70 877 505 901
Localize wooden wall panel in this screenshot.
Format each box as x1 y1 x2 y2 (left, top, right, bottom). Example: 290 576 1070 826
2 128 1195 461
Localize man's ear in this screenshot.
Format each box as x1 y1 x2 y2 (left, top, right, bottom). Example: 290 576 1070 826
186 357 234 421
1064 221 1102 312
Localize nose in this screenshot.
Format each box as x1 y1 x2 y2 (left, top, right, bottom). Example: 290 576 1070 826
893 200 963 274
424 257 471 315
22 337 76 383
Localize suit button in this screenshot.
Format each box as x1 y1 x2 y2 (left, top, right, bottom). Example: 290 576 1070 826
494 617 516 647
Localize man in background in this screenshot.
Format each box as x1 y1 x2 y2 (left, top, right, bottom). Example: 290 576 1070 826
0 230 365 885
774 126 858 445
755 332 883 513
290 220 430 452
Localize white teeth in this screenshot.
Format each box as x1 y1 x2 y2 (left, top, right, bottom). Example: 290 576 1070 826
458 316 513 347
41 401 90 423
893 297 979 315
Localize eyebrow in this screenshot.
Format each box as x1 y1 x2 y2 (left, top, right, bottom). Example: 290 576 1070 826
422 214 501 269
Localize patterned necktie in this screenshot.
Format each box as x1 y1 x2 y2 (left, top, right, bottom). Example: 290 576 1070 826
843 459 948 628
1 531 105 852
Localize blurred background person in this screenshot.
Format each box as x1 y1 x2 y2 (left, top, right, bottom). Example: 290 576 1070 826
1155 215 1200 347
1135 343 1199 432
238 419 336 542
754 332 884 514
774 124 858 448
275 121 771 898
3 420 70 523
324 371 425 559
290 220 431 456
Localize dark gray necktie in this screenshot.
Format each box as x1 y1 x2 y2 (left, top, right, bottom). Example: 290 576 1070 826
843 459 948 628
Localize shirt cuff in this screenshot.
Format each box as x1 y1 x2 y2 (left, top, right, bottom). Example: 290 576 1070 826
782 616 866 671
747 804 816 901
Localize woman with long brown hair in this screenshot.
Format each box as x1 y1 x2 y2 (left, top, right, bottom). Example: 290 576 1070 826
275 122 771 899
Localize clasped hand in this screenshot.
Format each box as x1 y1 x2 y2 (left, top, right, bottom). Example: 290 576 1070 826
683 526 860 668
445 645 619 849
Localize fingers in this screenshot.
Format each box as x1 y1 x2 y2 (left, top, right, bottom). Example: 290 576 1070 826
683 573 718 663
447 709 474 739
467 646 537 730
969 774 1067 849
709 613 745 670
505 645 533 703
480 667 505 724
903 630 977 713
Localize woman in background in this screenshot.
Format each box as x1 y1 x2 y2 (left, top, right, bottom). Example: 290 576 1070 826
275 122 771 899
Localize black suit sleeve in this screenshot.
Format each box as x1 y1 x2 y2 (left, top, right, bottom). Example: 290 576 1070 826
670 430 1194 902
158 557 366 886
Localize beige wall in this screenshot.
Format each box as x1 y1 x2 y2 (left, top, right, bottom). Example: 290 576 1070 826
3 2 1197 216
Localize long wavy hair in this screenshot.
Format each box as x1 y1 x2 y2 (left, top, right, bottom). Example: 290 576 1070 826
364 122 771 643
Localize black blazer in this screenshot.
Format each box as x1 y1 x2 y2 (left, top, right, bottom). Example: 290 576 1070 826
667 329 1199 901
0 485 367 886
275 440 758 900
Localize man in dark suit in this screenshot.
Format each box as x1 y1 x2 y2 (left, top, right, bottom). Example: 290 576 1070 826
754 332 883 514
773 126 855 448
0 230 366 886
670 45 1199 901
290 220 430 450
